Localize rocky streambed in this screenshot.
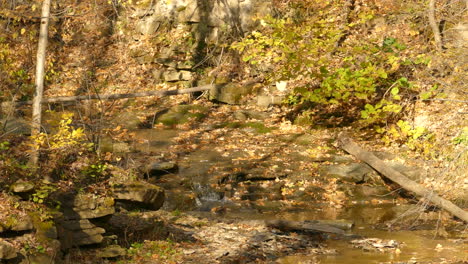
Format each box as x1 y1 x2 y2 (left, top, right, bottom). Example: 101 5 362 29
1 104 466 263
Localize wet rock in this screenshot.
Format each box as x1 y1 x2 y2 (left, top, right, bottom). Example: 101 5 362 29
162 190 197 211
57 219 105 248
113 181 165 210
97 245 126 258
10 180 35 194
0 240 17 260
144 161 178 177
155 105 207 126
320 163 377 183
58 193 115 220
209 83 254 104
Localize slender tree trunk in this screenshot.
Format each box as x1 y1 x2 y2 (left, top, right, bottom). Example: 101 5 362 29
30 0 51 166
428 0 443 51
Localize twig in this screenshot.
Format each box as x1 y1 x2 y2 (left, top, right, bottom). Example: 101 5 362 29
421 98 468 103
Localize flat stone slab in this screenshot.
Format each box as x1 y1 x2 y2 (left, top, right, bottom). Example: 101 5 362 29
58 193 115 220
57 219 106 248
113 181 165 210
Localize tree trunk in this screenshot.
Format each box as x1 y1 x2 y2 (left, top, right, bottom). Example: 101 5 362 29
428 0 443 51
13 85 214 106
30 0 51 166
337 133 468 223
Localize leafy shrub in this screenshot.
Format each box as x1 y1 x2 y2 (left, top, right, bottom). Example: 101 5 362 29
378 120 435 157
232 2 428 127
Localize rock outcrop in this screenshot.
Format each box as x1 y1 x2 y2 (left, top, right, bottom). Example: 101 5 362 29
113 181 165 210
55 193 115 249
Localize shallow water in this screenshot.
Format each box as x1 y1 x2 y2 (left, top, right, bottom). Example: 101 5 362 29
133 128 467 263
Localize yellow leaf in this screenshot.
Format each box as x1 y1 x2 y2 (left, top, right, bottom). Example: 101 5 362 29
32 4 37 11
21 28 26 35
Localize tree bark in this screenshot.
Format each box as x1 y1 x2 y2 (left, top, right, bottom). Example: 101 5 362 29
30 0 51 166
428 0 443 51
337 133 468 223
13 85 214 106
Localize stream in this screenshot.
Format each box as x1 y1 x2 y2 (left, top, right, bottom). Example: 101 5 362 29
108 123 466 263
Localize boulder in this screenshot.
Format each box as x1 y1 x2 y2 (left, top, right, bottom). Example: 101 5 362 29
144 161 178 177
113 181 165 210
209 83 254 104
0 240 17 260
155 105 207 126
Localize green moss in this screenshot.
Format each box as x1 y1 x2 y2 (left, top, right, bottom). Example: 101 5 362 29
244 122 274 133
29 212 56 243
4 215 18 228
156 105 208 126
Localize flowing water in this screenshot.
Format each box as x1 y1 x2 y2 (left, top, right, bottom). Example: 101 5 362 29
131 128 467 263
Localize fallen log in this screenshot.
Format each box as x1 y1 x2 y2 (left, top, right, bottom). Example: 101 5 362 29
337 132 468 223
265 219 346 235
8 84 215 106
